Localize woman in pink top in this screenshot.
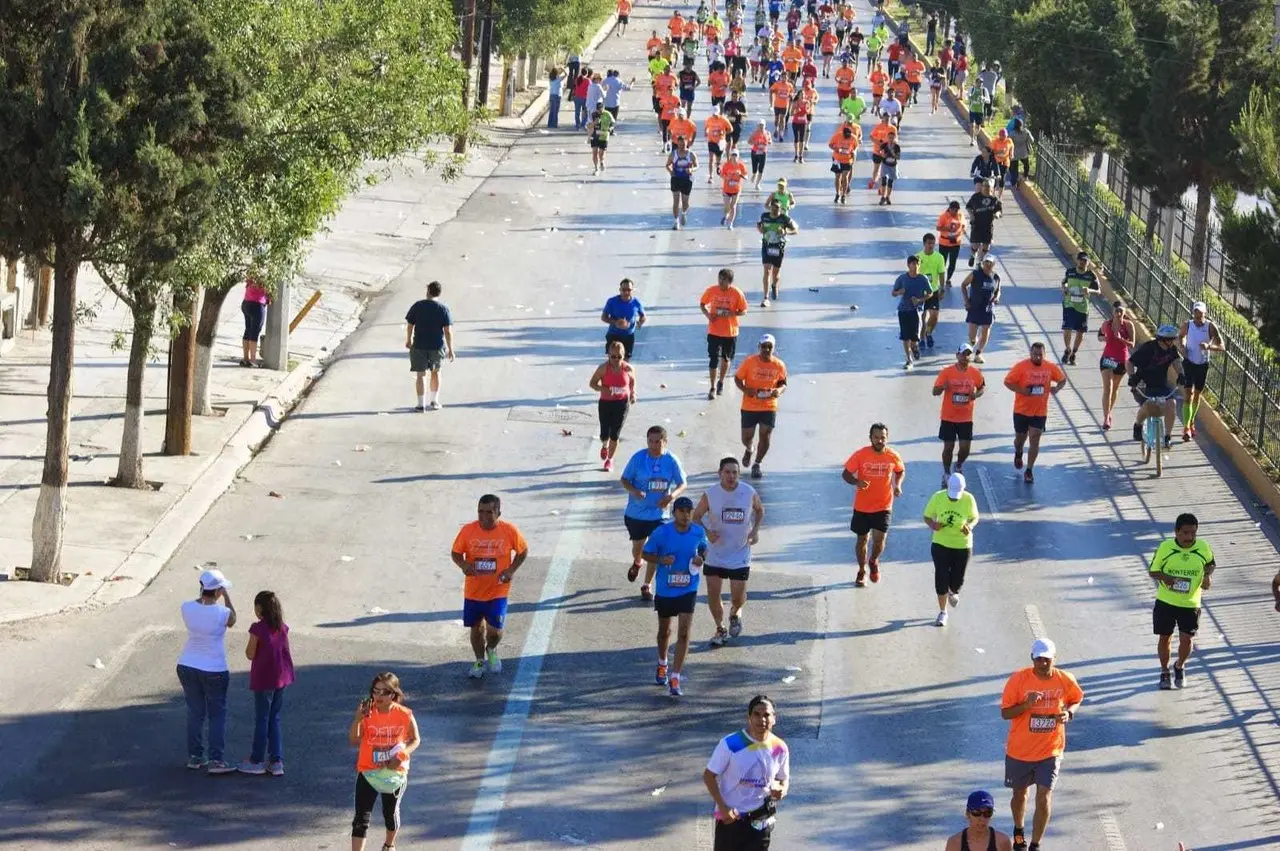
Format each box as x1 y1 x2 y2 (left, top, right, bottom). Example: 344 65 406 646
241 278 270 367
588 340 637 472
1096 299 1135 430
237 590 294 776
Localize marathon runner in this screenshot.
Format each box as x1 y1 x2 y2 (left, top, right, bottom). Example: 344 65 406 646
927 64 944 113
669 10 687 47
748 119 772 188
706 104 733 181
616 0 632 36
703 696 790 844
758 194 797 305
586 105 614 174
1150 513 1216 690
839 85 866 124
892 255 931 368
878 79 902 128
876 130 901 205
654 68 680 150
970 147 999 189
842 423 905 587
724 87 748 148
961 256 1001 363
834 55 856 106
820 25 838 75
847 25 863 66
620 425 688 602
600 277 646 360
1002 342 1068 483
1127 325 1184 450
933 344 985 485
667 134 699 230
800 15 819 56
589 341 636 472
990 128 1014 197
769 71 795 140
918 233 947 348
1096 299 1135 430
867 113 896 188
781 36 804 80
966 79 989 145
944 791 1014 851
720 148 749 227
864 27 883 74
903 52 925 104
694 457 764 645
709 61 730 111
1178 300 1224 441
451 494 529 678
642 496 709 696
1060 251 1100 364
923 472 979 626
736 334 788 479
678 59 702 115
885 36 903 77
827 118 859 203
701 268 750 399
868 60 888 115
1000 638 1084 851
789 82 813 162
935 200 966 286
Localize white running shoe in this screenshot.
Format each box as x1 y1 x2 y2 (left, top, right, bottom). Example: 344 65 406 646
948 592 960 608
935 611 948 627
486 650 502 673
468 661 486 679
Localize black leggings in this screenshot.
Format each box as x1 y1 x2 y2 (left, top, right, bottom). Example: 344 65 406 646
751 152 766 176
352 773 404 839
932 543 971 596
939 244 960 282
598 399 630 441
241 300 266 342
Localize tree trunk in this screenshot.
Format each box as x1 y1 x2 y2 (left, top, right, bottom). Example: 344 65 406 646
1144 204 1161 248
30 245 78 583
1189 180 1213 288
515 53 528 93
164 288 198 456
113 292 155 488
193 284 232 416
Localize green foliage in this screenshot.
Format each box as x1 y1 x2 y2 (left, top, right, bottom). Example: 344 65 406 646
492 0 615 57
1233 85 1280 197
1220 207 1280 352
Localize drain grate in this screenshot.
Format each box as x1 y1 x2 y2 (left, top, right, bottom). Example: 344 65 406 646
507 406 594 425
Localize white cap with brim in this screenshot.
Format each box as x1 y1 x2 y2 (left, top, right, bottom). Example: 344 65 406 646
199 569 231 592
1031 638 1057 660
1192 301 1207 313
759 333 777 347
947 472 966 499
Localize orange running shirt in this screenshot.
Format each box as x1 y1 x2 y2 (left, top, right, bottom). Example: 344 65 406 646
720 159 748 195
834 66 855 90
828 130 856 163
1002 667 1084 762
892 78 910 104
451 520 528 602
821 32 838 53
704 21 721 39
647 36 664 56
669 117 697 143
843 446 905 512
355 703 415 773
771 79 795 108
782 46 804 72
870 122 896 147
654 72 677 97
904 58 925 84
736 354 788 412
936 210 965 246
841 5 854 21
617 0 632 14
705 114 732 143
801 22 818 43
933 365 984 423
668 14 684 36
659 93 681 121
991 136 1014 165
1005 359 1066 418
869 68 888 95
709 69 730 98
749 128 772 153
701 284 749 336
683 20 698 39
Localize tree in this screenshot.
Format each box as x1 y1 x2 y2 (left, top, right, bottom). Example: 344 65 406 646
492 0 613 57
186 0 471 417
0 0 245 580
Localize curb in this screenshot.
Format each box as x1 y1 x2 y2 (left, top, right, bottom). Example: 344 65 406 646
514 14 620 129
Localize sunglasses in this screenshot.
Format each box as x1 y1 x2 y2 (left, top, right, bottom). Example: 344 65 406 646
371 688 395 697
968 809 994 818
609 355 623 360
760 344 774 350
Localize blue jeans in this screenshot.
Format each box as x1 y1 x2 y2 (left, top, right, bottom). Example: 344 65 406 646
573 97 587 129
176 665 229 761
251 688 286 763
547 94 561 128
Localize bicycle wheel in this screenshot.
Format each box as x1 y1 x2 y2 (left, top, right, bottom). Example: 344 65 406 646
1154 417 1164 477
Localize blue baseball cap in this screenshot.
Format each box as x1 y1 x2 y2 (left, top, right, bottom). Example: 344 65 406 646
672 496 695 511
967 790 995 811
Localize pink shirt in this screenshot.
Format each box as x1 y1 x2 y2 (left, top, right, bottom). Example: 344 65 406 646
244 281 270 304
1101 319 1134 362
598 363 633 402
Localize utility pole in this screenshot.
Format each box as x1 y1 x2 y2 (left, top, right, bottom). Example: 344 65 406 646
454 0 477 154
164 289 197 456
477 0 494 107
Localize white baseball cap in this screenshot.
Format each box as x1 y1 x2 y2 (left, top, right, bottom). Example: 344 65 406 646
946 472 966 499
1031 638 1057 660
199 569 231 592
1192 301 1207 313
759 333 777 347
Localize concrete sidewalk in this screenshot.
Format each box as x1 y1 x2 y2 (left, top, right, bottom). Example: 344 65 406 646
0 36 614 624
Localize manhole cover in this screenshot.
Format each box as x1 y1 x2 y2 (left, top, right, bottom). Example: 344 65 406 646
507 406 594 425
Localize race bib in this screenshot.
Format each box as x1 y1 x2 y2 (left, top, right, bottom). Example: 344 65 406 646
721 507 746 523
607 385 628 398
757 389 774 399
1172 579 1192 593
1029 714 1058 733
1101 357 1118 369
668 572 693 587
1029 385 1045 396
718 307 732 317
647 478 671 492
765 245 782 257
371 746 402 764
951 393 970 405
474 559 497 574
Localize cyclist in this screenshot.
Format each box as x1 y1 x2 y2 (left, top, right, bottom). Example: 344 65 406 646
1178 300 1224 441
1002 342 1068 484
842 422 905 587
1060 252 1100 365
1150 513 1216 690
1127 325 1184 450
642 496 708 696
693 457 764 645
1096 300 1135 431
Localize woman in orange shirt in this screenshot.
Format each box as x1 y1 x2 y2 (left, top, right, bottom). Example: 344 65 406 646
747 120 771 189
720 148 750 229
349 672 421 851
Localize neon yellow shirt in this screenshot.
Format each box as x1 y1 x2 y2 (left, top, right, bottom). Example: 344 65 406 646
1150 538 1215 608
917 251 947 293
923 491 979 550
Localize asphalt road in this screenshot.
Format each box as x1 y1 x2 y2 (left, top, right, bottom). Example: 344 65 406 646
3 2 1280 850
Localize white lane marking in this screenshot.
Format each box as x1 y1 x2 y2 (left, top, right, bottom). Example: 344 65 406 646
1098 812 1129 851
1024 604 1046 640
57 625 176 711
975 464 1001 521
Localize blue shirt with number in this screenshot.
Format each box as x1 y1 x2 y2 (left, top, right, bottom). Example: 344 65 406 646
644 521 709 598
622 450 686 521
602 295 645 336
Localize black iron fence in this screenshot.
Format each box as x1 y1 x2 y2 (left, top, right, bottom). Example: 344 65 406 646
1037 139 1280 476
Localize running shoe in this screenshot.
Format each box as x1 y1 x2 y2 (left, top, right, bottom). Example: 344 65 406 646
903 360 912 371
600 445 608 461
680 212 688 226
968 253 975 267
926 334 935 348
655 662 669 685
1182 427 1192 442
237 761 266 775
1163 435 1173 450
855 568 867 587
206 760 236 775
868 562 880 583
760 297 770 307
1068 351 1077 365
729 614 743 637
673 220 681 230
711 627 728 647
668 673 683 696
1103 413 1112 430
947 591 960 608
934 611 948 627
708 388 716 400
1013 449 1023 470
1159 670 1172 690
487 650 503 674
972 352 984 363
1012 830 1027 851
468 661 486 679
1024 469 1034 484
428 400 442 411
751 463 763 479
267 760 285 777
1173 665 1185 689
727 221 734 230
186 757 207 771
641 584 654 602
716 379 724 396
742 448 753 467
603 458 613 472
627 561 641 582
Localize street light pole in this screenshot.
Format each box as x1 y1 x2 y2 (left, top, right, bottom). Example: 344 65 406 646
477 0 494 107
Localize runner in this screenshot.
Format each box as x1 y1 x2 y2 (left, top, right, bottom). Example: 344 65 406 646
922 472 979 626
781 37 804 80
1127 325 1184 450
616 0 632 35
827 118 859 203
961 255 1001 362
918 233 947 348
966 79 988 145
847 25 864 66
889 72 911 121
834 55 856 106
703 696 790 843
736 334 788 478
1096 300 1135 430
1002 342 1068 483
1060 251 1100 364
1150 513 1216 690
970 147 999 189
589 341 636 473
666 134 698 230
864 27 883 74
839 85 866 124
933 345 985 484
789 82 812 162
769 71 795 140
842 422 905 587
1178 300 1224 441
669 10 687 46
642 496 709 696
800 15 819 55
990 128 1014 197
820 25 838 75
892 255 931 369
867 113 896 188
600 277 646 360
404 281 455 411
878 79 902 128
945 791 1014 851
868 60 888 115
1000 638 1084 851
1009 118 1035 188
766 175 795 213
877 129 901 205
757 196 798 306
348 672 420 851
709 61 731 111
694 457 764 645
620 425 688 602
701 268 750 399
678 59 702 115
647 30 665 59
720 147 749 228
586 105 614 174
935 200 966 286
927 64 944 113
450 495 529 678
904 52 925 105
885 37 903 78
726 84 748 149
654 68 680 150
748 119 772 188
706 104 733 181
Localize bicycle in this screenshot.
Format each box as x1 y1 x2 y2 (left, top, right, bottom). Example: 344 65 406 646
1132 387 1176 477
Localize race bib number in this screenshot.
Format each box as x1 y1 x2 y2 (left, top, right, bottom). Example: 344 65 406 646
718 308 732 317
951 393 970 405
372 748 394 763
647 478 671 492
608 386 628 398
764 245 782 257
668 572 692 587
1029 385 1045 396
757 389 774 399
1172 579 1191 593
1028 714 1058 733
474 559 497 574
1101 357 1118 369
721 507 746 523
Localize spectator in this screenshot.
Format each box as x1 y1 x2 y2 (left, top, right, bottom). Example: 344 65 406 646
176 569 237 774
236 590 294 776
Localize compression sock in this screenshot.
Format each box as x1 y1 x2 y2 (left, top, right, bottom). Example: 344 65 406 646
1182 402 1192 425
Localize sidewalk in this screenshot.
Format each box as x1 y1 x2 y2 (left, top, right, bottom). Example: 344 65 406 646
0 28 617 623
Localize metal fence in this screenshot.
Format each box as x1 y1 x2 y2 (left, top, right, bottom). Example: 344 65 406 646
1037 139 1280 474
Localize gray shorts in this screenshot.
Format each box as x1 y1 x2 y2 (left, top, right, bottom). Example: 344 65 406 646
409 348 445 372
1004 754 1061 790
